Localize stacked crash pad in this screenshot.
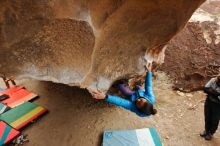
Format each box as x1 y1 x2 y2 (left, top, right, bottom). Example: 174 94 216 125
0 86 47 145
0 121 20 145
103 128 162 146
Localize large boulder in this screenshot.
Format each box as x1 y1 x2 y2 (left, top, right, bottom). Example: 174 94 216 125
0 0 205 91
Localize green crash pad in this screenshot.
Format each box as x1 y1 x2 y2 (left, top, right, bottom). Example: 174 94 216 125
0 102 47 130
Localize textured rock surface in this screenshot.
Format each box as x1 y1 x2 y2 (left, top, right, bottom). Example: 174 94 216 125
0 0 205 91
158 0 220 91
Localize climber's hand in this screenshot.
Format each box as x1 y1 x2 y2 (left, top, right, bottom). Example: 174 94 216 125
145 63 152 72
91 90 106 99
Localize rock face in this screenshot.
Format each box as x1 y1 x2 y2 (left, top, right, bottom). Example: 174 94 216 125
0 0 205 91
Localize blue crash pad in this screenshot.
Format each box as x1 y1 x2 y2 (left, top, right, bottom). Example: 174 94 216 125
103 128 162 146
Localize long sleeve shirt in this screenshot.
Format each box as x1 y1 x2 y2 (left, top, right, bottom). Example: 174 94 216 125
106 71 155 117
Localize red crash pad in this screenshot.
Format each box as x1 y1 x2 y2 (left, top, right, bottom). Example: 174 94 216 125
0 121 20 145
0 86 38 108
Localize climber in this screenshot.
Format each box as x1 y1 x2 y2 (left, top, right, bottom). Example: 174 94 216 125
200 74 220 141
91 63 157 117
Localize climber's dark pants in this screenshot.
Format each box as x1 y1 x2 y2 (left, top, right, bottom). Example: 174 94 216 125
204 97 220 135
117 84 142 97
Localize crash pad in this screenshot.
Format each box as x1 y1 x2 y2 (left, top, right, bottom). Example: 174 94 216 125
0 121 20 145
0 103 10 115
0 86 23 94
0 102 47 130
0 86 38 108
103 128 162 146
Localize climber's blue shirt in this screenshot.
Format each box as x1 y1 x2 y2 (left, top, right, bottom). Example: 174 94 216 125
105 72 155 117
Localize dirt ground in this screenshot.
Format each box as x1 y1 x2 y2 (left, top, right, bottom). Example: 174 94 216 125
158 1 220 92
2 72 219 146
158 21 220 92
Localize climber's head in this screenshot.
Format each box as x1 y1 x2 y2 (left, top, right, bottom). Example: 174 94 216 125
136 98 157 115
217 74 220 86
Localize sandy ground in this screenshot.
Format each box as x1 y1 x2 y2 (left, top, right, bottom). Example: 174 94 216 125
2 72 220 146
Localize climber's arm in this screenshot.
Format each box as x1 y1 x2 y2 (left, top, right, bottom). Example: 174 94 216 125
92 90 134 111
105 95 134 110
